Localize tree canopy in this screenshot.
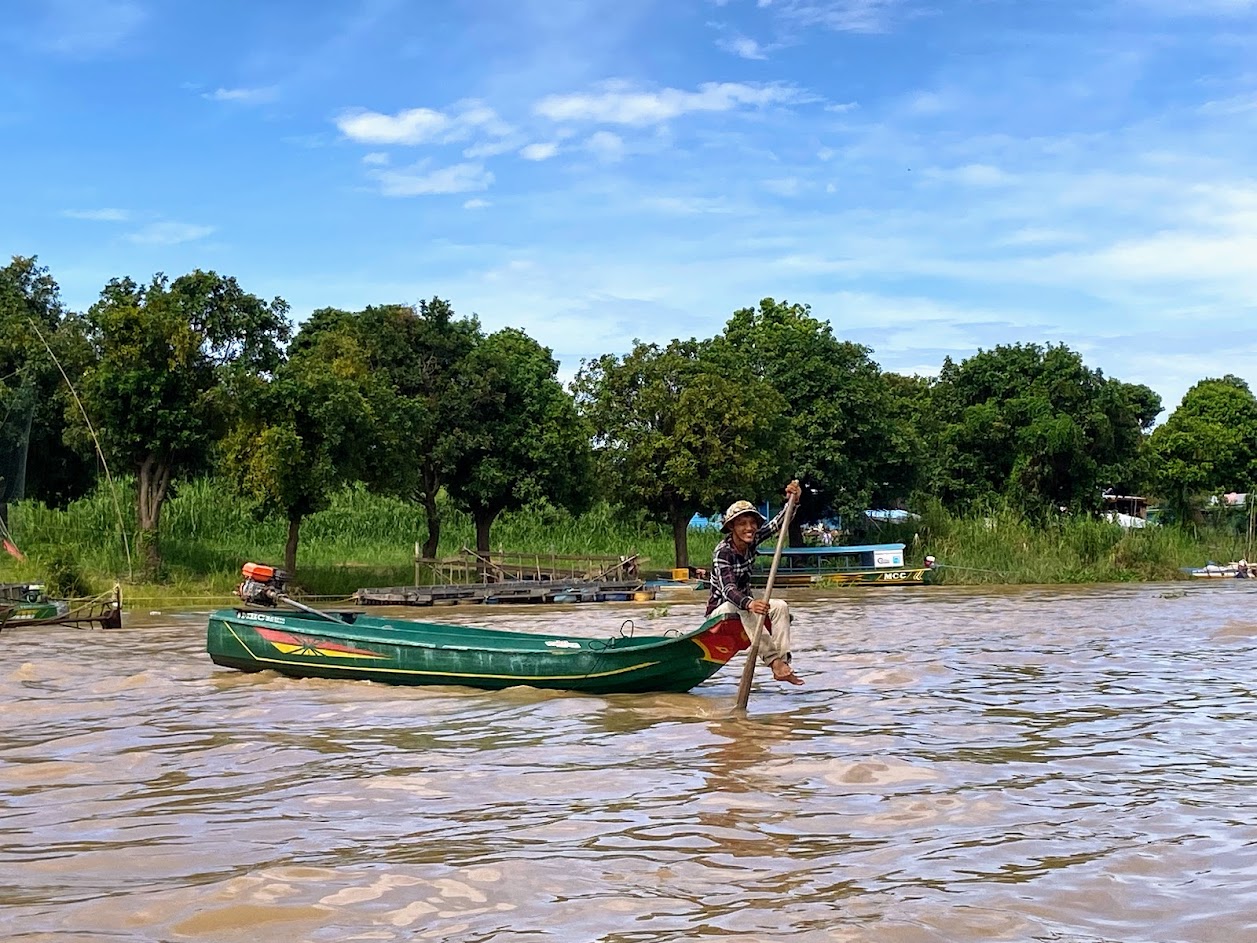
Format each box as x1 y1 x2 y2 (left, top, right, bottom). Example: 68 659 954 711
716 298 907 534
574 337 790 567
925 343 1161 514
221 325 377 574
77 270 290 574
6 251 1254 582
446 327 595 557
0 257 97 518
1150 375 1257 521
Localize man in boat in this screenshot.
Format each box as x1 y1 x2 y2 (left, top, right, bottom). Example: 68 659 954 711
707 481 804 685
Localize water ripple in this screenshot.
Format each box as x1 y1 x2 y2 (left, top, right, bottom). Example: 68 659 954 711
2 583 1256 941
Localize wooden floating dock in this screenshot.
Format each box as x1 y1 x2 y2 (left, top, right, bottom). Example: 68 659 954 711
357 547 654 606
354 579 651 607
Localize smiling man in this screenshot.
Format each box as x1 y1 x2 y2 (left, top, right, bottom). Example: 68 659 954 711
706 480 804 686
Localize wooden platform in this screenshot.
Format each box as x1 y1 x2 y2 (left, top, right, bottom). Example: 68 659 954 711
355 579 650 607
414 548 640 585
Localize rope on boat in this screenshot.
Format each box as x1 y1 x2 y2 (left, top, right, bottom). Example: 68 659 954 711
61 585 121 609
119 593 359 605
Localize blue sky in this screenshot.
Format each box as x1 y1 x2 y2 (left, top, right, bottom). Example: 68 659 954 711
3 0 1255 416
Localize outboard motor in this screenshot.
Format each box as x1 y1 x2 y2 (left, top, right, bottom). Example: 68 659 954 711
235 563 289 607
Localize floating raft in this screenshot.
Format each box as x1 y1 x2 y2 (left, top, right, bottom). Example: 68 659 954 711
354 579 650 607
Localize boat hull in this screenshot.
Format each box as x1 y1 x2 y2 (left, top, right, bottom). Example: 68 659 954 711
754 567 934 587
206 607 750 694
0 584 122 630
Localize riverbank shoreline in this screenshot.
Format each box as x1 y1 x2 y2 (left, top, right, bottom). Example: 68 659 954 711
1 484 1251 605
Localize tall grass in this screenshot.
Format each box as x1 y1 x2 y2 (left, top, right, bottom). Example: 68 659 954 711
908 502 1248 584
0 478 719 599
0 479 1246 601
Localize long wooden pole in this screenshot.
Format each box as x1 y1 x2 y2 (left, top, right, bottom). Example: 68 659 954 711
735 488 799 711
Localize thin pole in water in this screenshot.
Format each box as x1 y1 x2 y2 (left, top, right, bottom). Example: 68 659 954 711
735 486 799 711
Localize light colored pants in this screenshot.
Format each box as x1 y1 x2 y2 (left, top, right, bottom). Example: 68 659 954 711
710 599 793 667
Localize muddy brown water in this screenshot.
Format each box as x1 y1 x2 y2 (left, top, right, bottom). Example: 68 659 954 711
2 583 1256 942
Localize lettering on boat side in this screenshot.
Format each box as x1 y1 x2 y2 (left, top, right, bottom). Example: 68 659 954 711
241 612 286 624
880 571 912 581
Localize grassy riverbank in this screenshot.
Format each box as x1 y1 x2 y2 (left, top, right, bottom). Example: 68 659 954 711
915 505 1249 585
0 480 724 605
0 480 1251 605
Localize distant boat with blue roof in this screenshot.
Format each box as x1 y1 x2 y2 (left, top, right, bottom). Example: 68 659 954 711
752 542 936 587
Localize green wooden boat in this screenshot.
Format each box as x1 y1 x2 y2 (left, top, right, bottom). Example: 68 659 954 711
206 606 751 694
0 583 123 630
207 563 750 694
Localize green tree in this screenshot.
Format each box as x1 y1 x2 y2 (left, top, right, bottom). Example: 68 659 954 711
716 298 904 537
1149 375 1257 521
447 328 595 558
0 257 97 526
573 338 790 568
926 343 1160 514
290 301 481 559
221 328 376 575
78 271 290 576
358 301 481 559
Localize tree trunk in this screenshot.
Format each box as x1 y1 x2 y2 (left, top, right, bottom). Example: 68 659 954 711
788 519 805 548
420 466 441 559
670 501 690 571
474 509 496 554
136 453 172 577
285 513 302 576
473 507 498 580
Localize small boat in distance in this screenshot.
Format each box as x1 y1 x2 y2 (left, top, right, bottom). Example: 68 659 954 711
206 564 751 694
0 583 123 630
1184 560 1251 579
753 543 935 587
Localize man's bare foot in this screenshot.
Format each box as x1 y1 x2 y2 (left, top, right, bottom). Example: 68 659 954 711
770 659 804 685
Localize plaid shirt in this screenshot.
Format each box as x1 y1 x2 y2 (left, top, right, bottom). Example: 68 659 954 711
705 506 789 615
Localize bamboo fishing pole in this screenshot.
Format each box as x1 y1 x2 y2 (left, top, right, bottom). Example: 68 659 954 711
28 318 133 578
735 486 799 711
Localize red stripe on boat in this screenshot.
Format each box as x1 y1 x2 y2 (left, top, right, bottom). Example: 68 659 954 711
255 626 382 657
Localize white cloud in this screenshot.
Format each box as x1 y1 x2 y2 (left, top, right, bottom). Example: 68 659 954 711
1049 233 1257 291
718 35 768 59
763 177 806 196
484 259 535 282
370 162 494 196
336 101 511 146
584 131 625 162
907 90 954 115
36 0 146 56
62 208 129 222
534 80 811 126
463 139 520 159
203 86 279 104
1000 227 1085 247
520 142 560 161
361 152 389 165
758 0 913 33
926 163 1017 187
1199 93 1257 115
337 107 450 144
463 198 491 210
127 222 214 245
641 196 736 215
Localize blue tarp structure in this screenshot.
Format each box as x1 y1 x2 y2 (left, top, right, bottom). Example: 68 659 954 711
689 507 919 530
